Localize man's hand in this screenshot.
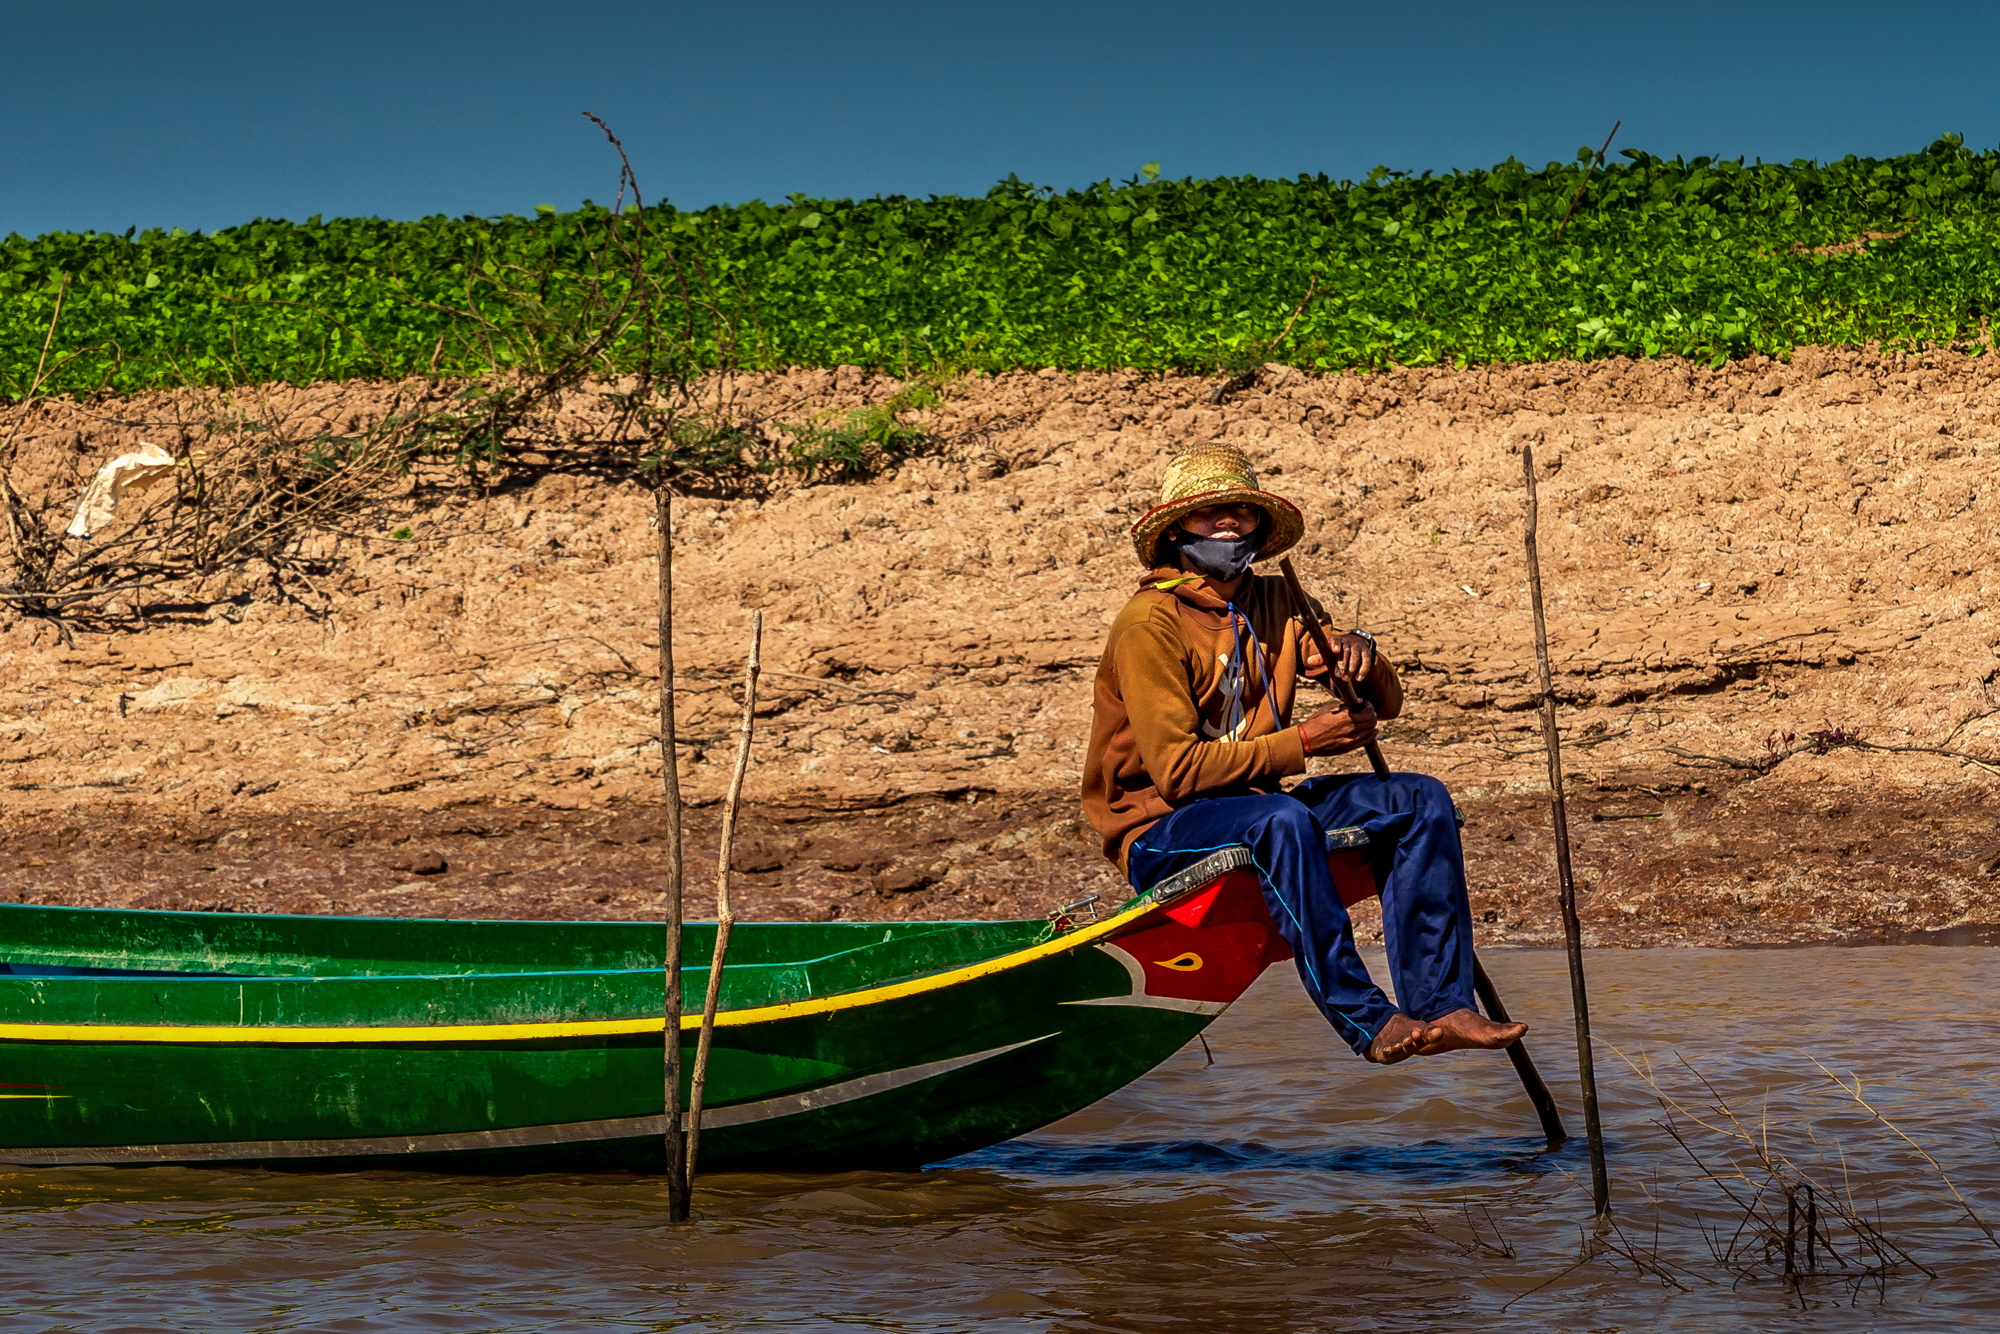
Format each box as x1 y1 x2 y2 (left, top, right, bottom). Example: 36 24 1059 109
1300 702 1378 757
1301 631 1376 685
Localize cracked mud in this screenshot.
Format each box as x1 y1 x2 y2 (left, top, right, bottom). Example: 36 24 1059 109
4 348 1998 947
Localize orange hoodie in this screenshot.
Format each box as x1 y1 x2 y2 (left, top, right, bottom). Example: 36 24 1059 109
1081 566 1390 869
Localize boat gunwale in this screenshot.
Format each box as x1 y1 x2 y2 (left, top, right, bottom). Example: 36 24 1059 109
0 890 1169 1045
0 937 1038 987
0 822 1377 1046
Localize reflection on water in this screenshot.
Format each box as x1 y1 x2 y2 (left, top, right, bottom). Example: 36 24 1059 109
1 947 1995 1332
964 1134 1568 1181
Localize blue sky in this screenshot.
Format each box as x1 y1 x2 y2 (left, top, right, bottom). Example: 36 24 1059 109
6 0 1996 238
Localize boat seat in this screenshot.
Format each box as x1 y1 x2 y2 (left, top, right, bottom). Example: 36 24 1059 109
1142 805 1466 910
1146 825 1369 908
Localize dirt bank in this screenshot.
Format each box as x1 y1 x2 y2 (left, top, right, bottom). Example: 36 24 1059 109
4 349 1999 947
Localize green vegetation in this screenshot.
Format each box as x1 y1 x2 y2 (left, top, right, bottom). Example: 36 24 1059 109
7 135 2000 397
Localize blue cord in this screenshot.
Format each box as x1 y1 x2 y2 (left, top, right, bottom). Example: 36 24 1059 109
1227 601 1286 732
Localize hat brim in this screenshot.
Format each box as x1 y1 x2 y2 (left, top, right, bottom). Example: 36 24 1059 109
1130 486 1305 567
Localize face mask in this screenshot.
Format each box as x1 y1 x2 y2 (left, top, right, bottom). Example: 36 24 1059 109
1166 511 1268 583
1170 532 1262 583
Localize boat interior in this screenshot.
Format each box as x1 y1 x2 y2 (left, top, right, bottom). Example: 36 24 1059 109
0 902 1075 1007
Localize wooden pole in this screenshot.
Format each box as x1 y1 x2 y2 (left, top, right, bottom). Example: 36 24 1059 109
1276 558 1391 782
657 485 691 1223
686 611 760 1181
1276 556 1567 1146
1520 444 1610 1217
1552 120 1621 243
1471 957 1567 1145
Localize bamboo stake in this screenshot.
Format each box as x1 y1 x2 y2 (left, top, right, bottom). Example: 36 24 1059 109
1277 557 1566 1145
686 611 761 1181
657 485 691 1223
1520 444 1610 1218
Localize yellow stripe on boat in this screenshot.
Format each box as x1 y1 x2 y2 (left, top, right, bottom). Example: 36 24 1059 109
0 896 1156 1045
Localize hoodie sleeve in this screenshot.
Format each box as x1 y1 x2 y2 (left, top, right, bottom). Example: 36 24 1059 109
1114 600 1307 803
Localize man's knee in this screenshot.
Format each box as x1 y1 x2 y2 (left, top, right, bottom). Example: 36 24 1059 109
1391 772 1452 807
1382 773 1462 835
1250 796 1323 847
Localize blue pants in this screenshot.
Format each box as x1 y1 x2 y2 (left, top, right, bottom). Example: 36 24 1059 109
1126 773 1476 1057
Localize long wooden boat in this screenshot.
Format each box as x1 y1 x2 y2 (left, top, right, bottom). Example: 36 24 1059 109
0 828 1378 1173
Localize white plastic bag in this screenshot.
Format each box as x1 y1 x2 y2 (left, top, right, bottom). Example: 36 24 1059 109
65 442 178 538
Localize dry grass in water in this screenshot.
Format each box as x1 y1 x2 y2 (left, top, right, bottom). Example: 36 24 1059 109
1553 1047 2000 1310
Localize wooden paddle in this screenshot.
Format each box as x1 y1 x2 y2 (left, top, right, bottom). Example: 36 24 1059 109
1277 557 1569 1146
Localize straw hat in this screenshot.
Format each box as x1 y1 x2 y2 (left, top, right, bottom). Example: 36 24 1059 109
1129 444 1305 567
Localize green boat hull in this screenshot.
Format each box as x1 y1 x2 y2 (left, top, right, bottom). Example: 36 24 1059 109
0 865 1296 1173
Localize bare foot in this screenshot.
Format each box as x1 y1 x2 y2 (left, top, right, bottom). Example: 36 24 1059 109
1365 1013 1435 1065
1413 1007 1527 1056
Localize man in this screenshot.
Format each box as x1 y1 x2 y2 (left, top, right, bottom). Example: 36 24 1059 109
1081 445 1526 1065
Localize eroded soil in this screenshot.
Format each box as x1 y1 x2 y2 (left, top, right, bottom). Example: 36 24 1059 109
6 783 1996 949
4 349 1999 947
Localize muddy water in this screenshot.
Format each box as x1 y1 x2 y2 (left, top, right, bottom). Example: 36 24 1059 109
1 947 1994 1332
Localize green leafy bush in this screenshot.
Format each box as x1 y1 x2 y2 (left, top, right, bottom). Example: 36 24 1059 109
7 135 2000 396
779 382 939 482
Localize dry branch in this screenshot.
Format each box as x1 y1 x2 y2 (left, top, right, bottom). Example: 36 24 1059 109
685 611 761 1182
